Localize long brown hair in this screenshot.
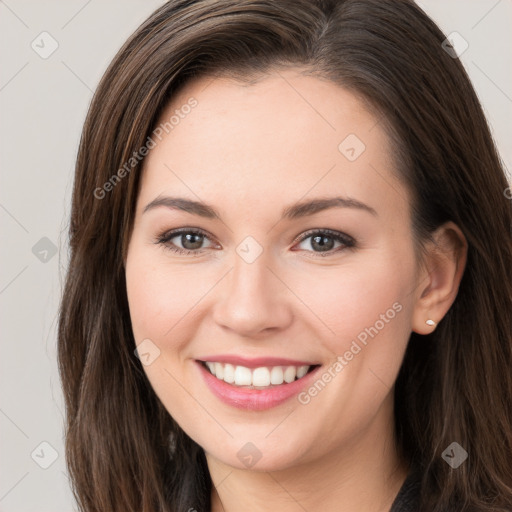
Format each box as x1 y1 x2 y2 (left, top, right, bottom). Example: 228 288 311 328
58 0 512 510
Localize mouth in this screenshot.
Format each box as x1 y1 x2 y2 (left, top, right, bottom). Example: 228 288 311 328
195 354 324 410
199 360 320 389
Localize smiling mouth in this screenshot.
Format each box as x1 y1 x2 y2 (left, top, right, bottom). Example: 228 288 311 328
199 360 320 389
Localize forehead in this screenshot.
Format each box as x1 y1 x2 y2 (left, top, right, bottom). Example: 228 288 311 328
138 69 408 223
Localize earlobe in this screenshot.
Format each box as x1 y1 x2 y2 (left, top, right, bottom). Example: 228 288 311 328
412 222 468 335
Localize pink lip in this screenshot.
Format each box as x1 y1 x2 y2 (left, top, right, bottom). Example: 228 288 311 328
197 354 317 369
196 360 322 411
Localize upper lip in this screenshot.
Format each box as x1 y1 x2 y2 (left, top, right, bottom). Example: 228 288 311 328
197 355 319 368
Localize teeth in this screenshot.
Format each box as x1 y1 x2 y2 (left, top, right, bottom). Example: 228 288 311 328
252 367 270 387
296 366 308 378
203 362 311 388
223 363 235 383
270 366 283 385
234 365 252 385
283 366 296 383
214 362 224 379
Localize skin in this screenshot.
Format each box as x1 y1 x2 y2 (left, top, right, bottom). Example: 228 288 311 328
125 68 467 512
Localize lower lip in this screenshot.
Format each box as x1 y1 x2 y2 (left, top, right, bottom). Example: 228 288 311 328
196 361 322 411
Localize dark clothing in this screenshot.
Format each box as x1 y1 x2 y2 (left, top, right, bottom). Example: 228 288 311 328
389 468 421 512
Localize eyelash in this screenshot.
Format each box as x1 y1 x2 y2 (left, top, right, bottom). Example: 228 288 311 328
155 227 356 258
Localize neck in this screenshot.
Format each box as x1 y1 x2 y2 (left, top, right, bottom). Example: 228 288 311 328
207 401 408 512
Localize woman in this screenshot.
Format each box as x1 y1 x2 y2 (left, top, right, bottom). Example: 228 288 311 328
58 0 512 511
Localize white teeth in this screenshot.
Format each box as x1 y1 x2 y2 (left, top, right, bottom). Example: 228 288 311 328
297 365 309 378
203 361 313 388
234 365 252 386
270 366 284 385
223 363 235 383
283 366 297 383
214 362 224 379
252 367 270 387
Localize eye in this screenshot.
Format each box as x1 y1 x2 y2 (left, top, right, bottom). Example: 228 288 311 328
155 228 218 256
155 227 355 257
292 229 355 256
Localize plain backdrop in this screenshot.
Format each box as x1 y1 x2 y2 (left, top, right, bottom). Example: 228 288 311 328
1 1 511 510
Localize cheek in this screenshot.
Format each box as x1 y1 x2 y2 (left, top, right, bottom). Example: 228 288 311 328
125 247 203 414
125 257 163 342
287 254 415 439
304 257 410 329
126 246 199 343
293 250 415 376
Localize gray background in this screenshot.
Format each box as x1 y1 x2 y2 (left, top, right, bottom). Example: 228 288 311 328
0 1 510 510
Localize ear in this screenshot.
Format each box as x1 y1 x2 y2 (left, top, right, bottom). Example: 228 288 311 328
412 221 468 335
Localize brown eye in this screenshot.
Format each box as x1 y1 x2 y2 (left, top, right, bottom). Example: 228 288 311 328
156 228 217 255
293 229 355 256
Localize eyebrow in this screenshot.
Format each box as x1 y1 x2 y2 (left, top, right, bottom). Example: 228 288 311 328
143 195 377 219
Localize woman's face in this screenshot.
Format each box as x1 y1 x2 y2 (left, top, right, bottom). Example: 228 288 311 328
125 69 423 471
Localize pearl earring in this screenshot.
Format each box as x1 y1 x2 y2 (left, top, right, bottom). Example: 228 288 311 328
426 319 436 326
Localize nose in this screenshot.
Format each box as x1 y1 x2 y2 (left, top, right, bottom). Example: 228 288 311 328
212 251 293 338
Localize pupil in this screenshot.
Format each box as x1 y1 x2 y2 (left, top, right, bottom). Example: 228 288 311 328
312 235 333 252
182 233 203 250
